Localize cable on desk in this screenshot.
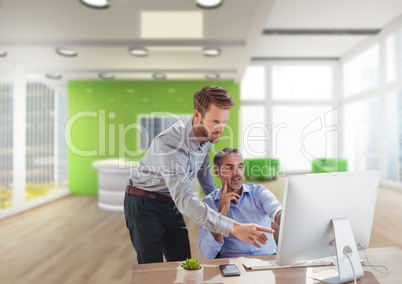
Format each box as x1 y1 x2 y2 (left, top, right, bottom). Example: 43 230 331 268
343 247 357 284
358 243 390 279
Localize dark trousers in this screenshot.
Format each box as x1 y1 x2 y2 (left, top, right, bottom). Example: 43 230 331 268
124 192 191 264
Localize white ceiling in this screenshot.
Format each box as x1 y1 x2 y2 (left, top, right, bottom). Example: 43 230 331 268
1 0 402 86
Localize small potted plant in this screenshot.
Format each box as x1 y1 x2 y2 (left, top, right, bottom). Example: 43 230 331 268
181 258 204 284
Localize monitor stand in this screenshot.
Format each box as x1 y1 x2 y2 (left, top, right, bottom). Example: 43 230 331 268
311 217 364 284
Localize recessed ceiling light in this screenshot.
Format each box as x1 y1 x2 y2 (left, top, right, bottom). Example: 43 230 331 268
46 73 62 80
0 50 7 57
79 0 110 9
203 47 221 57
195 0 223 9
153 73 166 80
99 73 115 80
129 47 148 57
56 48 78 57
205 73 220 80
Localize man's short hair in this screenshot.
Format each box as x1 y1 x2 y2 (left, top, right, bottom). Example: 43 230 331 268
213 148 242 168
193 86 235 116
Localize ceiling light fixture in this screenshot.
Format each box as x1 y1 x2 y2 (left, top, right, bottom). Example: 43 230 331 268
46 73 62 80
56 48 78 57
153 73 166 80
0 50 7 57
129 47 148 57
99 73 115 80
203 47 221 57
195 0 223 9
205 73 220 80
79 0 110 9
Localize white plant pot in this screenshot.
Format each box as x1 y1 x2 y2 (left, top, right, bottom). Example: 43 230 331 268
183 266 204 284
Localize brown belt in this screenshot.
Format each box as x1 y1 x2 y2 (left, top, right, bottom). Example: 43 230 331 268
125 185 174 204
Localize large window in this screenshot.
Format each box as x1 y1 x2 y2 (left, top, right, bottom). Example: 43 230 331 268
241 105 266 158
272 65 333 101
0 81 68 213
240 65 265 101
340 17 402 189
241 63 335 173
271 64 335 172
343 45 379 97
240 17 402 188
273 105 337 172
343 96 380 172
241 64 267 160
26 83 56 201
386 27 402 82
0 83 13 209
385 90 402 182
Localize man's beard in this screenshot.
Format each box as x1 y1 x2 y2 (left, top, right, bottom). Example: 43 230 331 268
197 123 221 143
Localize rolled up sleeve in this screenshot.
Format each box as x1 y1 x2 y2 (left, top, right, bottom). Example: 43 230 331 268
258 187 282 219
199 226 224 259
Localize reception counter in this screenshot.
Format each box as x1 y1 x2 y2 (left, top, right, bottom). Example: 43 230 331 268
92 159 138 212
92 159 199 212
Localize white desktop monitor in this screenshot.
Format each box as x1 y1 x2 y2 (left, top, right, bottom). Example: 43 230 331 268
276 171 380 283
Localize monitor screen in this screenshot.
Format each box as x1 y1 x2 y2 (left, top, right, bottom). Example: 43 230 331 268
276 170 380 267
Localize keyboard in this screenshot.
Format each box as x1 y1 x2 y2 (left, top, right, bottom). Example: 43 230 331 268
243 258 335 270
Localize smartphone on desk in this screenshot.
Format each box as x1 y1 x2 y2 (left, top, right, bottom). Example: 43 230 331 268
219 264 241 276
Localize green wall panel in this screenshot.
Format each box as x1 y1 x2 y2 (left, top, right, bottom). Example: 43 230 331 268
68 81 240 195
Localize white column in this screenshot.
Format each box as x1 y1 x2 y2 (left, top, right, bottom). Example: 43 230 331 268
378 39 387 182
333 61 342 159
12 63 27 207
265 62 273 156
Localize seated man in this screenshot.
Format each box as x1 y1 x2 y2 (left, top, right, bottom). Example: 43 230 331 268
199 148 282 258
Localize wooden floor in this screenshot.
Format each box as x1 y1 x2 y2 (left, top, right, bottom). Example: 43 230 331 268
1 178 401 284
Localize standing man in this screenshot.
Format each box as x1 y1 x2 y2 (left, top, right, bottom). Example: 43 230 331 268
124 86 274 264
199 148 282 259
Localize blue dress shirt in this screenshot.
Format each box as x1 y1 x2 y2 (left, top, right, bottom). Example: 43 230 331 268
199 183 282 258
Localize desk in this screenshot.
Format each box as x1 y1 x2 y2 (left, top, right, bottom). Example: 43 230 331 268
131 247 402 283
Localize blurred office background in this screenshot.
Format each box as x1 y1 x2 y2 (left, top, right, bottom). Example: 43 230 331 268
1 0 402 283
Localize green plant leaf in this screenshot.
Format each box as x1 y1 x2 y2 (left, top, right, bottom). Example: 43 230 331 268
181 258 202 270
